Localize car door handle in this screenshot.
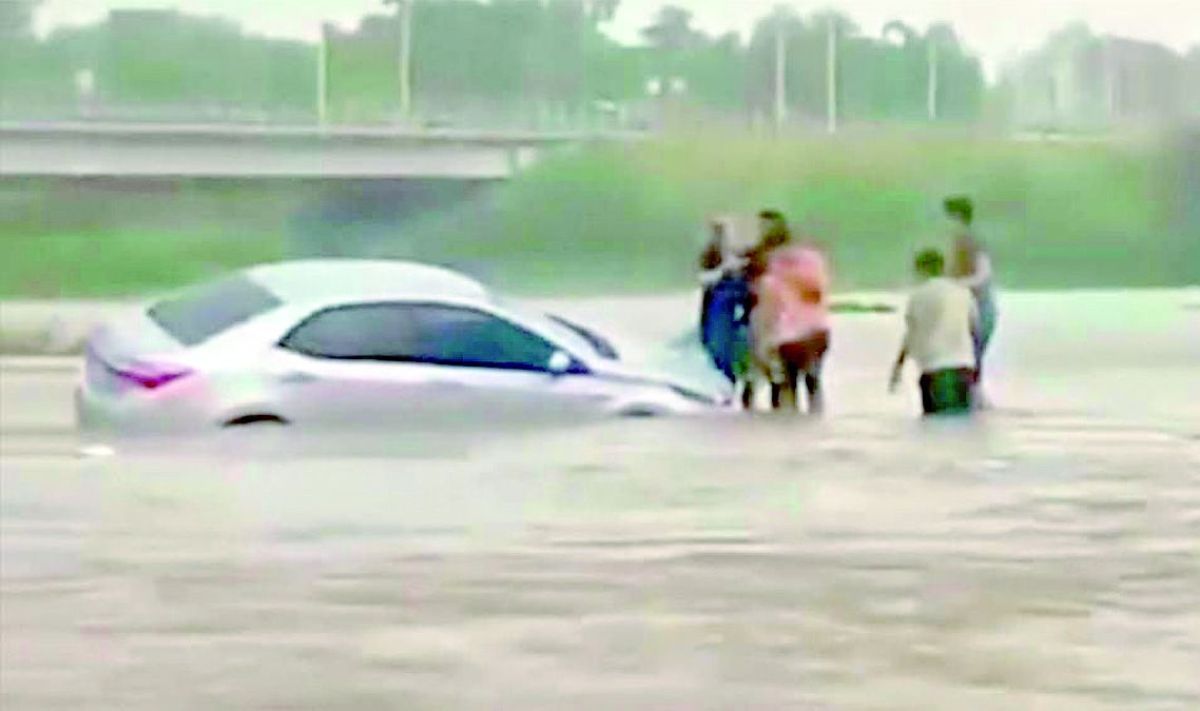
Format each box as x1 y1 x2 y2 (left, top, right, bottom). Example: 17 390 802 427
280 371 320 385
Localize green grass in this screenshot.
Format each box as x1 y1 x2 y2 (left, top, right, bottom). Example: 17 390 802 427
404 133 1196 294
0 228 282 298
0 133 1195 298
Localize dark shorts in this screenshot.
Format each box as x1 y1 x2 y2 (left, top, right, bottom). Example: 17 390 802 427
777 331 830 376
919 368 975 415
769 331 830 412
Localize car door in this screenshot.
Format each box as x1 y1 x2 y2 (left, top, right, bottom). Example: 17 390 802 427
268 302 456 427
403 303 608 425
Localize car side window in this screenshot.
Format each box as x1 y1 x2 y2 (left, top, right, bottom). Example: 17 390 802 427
281 304 418 360
409 305 557 372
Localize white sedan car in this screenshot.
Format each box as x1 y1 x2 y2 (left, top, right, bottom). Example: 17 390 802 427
76 260 728 433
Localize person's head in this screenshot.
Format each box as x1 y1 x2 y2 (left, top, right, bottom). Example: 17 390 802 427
914 248 945 280
757 209 790 249
943 195 974 227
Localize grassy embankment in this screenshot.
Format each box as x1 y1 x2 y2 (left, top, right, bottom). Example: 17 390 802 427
1 133 1195 298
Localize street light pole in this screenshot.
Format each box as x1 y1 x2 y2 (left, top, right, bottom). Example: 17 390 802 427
1104 37 1118 123
397 0 414 121
773 16 787 130
927 40 939 122
317 23 329 126
826 15 838 134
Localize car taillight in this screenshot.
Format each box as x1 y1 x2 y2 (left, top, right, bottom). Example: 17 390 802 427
115 364 193 390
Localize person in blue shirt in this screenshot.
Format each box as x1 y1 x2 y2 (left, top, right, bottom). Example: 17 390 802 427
698 218 754 409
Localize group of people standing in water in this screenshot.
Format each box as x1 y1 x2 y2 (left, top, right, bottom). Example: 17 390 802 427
698 196 997 416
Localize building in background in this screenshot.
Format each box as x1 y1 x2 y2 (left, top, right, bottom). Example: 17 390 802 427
1005 26 1199 131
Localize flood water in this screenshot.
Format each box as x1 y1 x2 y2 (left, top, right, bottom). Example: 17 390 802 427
2 290 1198 710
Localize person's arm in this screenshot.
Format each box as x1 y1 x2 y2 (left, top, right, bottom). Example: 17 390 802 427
889 346 908 393
952 233 990 287
744 245 768 282
890 303 914 392
698 240 724 285
959 252 992 289
968 292 981 340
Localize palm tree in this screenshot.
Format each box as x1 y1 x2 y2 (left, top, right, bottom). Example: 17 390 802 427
883 20 917 47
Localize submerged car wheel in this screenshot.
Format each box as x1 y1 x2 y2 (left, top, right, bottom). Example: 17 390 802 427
617 405 665 419
223 414 289 428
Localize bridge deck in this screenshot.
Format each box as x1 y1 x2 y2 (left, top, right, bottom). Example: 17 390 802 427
0 122 643 179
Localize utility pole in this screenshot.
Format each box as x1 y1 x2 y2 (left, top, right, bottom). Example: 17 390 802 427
927 40 939 122
774 17 787 130
317 23 329 126
397 0 414 121
826 15 838 133
1104 37 1119 123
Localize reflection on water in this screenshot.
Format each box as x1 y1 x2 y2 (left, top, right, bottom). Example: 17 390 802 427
1 290 1198 709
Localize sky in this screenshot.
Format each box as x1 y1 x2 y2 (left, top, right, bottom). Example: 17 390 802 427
35 0 1200 74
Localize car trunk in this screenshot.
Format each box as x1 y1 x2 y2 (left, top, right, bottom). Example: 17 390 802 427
84 308 188 394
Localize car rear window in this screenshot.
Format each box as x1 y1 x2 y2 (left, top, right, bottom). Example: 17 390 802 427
149 275 281 346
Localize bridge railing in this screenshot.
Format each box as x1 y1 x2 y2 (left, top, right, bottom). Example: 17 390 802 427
0 120 649 146
0 101 651 135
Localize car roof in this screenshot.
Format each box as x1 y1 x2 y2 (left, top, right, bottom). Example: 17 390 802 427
245 259 491 305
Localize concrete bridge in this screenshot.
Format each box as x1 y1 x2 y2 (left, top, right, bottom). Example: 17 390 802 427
0 122 643 179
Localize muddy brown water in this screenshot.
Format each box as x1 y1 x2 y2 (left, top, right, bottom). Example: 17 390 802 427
2 290 1198 709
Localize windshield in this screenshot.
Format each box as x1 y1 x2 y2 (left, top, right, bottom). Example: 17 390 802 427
547 315 620 360
148 275 281 347
495 299 620 362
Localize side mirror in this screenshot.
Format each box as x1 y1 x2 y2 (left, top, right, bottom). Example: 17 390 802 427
547 351 573 376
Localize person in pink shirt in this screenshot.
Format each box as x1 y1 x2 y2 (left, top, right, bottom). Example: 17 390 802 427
750 225 832 414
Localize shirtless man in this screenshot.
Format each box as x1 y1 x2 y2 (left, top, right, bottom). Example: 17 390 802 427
944 195 997 404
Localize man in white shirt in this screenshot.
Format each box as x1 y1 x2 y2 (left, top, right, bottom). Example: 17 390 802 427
889 249 979 415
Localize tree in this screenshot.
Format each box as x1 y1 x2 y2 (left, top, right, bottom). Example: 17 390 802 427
1186 47 1200 117
641 5 705 51
1000 22 1100 129
746 10 835 123
809 9 857 38
878 20 927 120
925 22 960 49
587 0 620 25
0 0 40 39
0 0 46 116
882 20 918 47
1 0 994 129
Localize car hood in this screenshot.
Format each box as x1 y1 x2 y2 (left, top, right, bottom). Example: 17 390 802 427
586 332 731 404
